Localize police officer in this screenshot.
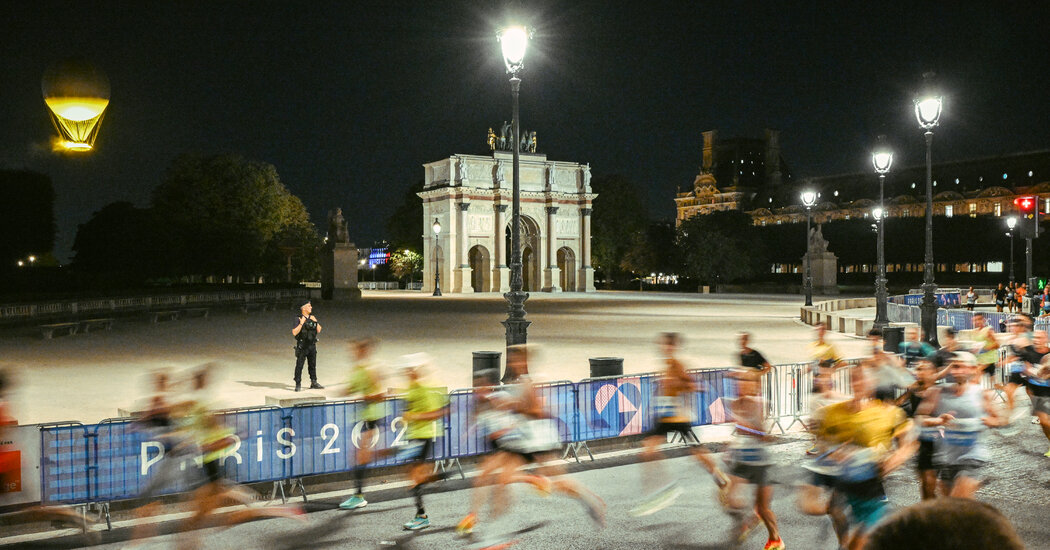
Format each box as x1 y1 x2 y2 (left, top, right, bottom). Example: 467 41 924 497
292 299 324 392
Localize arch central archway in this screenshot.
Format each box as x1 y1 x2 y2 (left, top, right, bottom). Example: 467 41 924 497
504 215 543 292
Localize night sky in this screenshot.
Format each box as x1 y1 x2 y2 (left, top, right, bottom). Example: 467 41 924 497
3 2 1048 262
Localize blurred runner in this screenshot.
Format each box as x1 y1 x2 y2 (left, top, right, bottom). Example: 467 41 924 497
723 369 784 550
971 313 1000 382
895 360 941 500
796 366 849 543
916 352 1004 499
631 332 729 517
814 365 916 550
340 337 385 510
397 354 449 531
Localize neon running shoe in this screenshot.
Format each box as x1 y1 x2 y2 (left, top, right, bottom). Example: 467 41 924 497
456 513 477 537
403 515 430 531
339 495 367 509
1044 447 1050 458
764 539 786 550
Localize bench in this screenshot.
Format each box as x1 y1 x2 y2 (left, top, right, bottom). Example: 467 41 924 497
39 322 79 339
241 302 271 313
182 307 210 319
149 310 181 323
79 318 115 333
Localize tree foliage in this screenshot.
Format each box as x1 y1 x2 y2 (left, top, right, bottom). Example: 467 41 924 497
68 154 325 282
677 210 767 285
389 249 423 282
590 174 648 285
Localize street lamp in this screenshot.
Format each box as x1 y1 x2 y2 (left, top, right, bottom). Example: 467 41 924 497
801 190 817 307
872 137 893 329
497 24 532 360
914 74 943 346
1006 216 1018 283
432 218 442 296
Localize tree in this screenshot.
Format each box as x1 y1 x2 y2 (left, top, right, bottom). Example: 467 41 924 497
590 174 648 286
677 210 767 286
151 154 319 281
389 249 423 284
386 179 425 253
0 170 55 270
621 221 679 280
71 202 165 281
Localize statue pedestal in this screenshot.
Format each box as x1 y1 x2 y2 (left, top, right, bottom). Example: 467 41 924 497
323 243 361 301
803 252 839 295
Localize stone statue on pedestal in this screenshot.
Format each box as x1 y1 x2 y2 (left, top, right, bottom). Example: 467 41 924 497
321 207 360 301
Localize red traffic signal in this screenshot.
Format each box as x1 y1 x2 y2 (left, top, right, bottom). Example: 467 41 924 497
1015 196 1037 214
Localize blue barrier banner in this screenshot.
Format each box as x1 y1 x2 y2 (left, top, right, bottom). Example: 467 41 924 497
688 369 733 425
447 389 490 459
40 425 90 504
535 382 576 444
215 407 289 485
575 375 655 442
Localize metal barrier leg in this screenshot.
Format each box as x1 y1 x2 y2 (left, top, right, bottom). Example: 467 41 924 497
292 478 308 503
433 459 465 480
271 480 287 504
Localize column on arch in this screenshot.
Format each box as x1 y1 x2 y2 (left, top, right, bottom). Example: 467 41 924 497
454 201 473 293
579 206 595 292
493 203 510 292
543 205 561 292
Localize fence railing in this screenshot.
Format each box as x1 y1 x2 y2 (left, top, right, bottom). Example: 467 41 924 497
887 301 1050 333
0 289 308 322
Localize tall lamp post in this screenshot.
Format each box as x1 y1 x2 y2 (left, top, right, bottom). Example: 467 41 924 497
801 190 817 307
872 137 893 328
1006 216 1017 283
915 75 943 346
432 218 442 296
498 25 532 360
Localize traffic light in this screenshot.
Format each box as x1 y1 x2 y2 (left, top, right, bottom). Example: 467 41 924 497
1014 195 1041 239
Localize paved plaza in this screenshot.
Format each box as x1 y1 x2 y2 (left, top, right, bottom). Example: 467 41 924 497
1 291 868 425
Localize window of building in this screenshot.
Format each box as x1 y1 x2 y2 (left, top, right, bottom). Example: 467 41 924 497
844 214 850 220
903 209 910 216
776 220 782 225
995 202 1002 216
945 205 953 217
1046 198 1050 213
987 261 1003 273
969 203 976 217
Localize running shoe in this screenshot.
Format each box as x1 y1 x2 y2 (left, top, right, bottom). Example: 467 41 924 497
403 515 430 530
339 495 367 510
1044 447 1050 458
580 493 606 527
629 482 682 517
763 538 786 550
456 513 477 537
1033 416 1041 424
734 513 761 544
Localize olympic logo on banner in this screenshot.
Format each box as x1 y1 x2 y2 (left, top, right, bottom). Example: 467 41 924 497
593 377 643 436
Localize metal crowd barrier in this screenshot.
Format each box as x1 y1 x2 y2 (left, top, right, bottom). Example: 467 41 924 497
37 349 1016 511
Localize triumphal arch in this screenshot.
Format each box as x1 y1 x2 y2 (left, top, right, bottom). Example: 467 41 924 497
419 143 596 294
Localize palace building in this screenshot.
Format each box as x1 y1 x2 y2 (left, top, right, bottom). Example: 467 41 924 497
675 130 1050 227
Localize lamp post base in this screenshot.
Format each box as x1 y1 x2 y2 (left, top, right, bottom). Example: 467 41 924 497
874 277 889 329
920 280 938 346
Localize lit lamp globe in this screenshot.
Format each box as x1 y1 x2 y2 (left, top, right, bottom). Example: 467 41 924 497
872 207 884 221
1007 216 1018 230
914 96 943 130
497 26 530 74
872 147 893 174
42 57 110 151
801 190 817 207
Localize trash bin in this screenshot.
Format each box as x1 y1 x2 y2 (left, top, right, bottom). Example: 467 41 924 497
882 326 904 353
472 351 501 387
589 357 624 378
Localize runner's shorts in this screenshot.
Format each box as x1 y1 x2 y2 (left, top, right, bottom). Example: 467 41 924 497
938 459 985 483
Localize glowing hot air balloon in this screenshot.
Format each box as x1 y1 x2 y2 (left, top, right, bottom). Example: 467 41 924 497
42 58 110 151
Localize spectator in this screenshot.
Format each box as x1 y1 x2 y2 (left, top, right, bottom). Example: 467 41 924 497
965 287 977 311
994 283 1008 313
865 498 1024 550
